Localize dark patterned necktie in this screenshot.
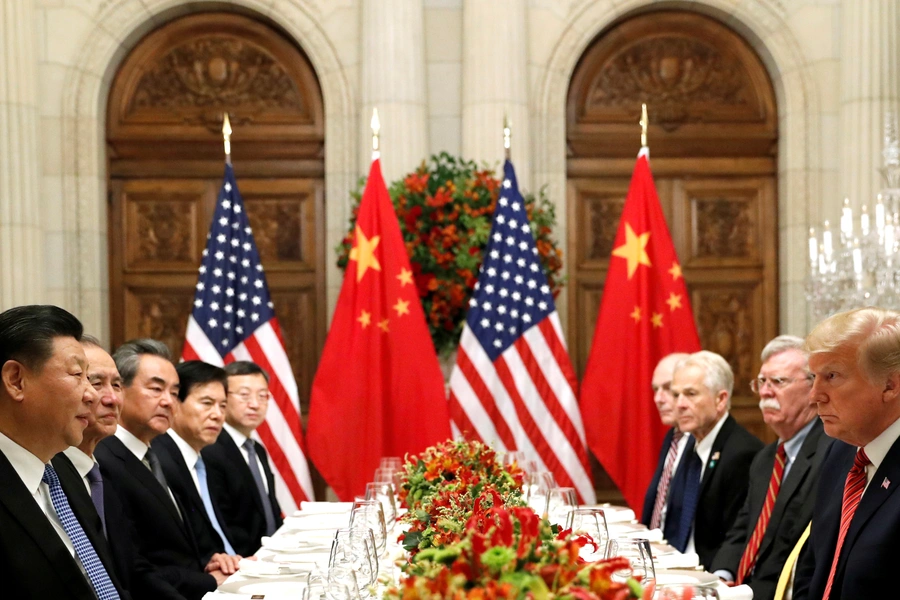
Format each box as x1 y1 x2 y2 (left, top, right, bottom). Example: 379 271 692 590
243 439 277 535
86 463 107 537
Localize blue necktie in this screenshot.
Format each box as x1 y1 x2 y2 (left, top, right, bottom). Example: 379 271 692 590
243 438 277 535
195 456 236 555
662 435 700 552
86 463 107 538
42 464 120 600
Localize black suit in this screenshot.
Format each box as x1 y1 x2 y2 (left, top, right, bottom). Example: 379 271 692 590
52 452 185 600
152 432 234 560
0 447 128 599
203 430 283 556
794 435 900 600
96 435 216 600
710 419 830 600
684 415 764 569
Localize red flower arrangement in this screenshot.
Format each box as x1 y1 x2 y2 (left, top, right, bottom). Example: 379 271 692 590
337 153 564 357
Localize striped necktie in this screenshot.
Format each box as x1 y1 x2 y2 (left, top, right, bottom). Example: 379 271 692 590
650 430 683 529
822 448 870 600
42 464 120 600
737 442 786 583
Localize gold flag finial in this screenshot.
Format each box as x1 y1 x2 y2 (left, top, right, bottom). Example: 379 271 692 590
503 113 511 160
371 108 380 159
640 103 649 148
222 113 233 164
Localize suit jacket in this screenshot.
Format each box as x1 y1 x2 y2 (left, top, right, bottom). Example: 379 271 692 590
710 419 830 600
203 430 283 556
794 435 900 600
0 447 128 600
96 435 216 600
690 415 764 569
52 452 185 600
152 433 233 561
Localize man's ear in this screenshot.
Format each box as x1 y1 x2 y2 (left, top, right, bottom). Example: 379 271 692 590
1 361 27 403
883 371 900 403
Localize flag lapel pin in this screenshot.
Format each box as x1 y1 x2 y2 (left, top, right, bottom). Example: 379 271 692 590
882 477 891 490
709 451 721 469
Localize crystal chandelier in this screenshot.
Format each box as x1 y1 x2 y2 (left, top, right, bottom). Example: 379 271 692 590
806 113 900 324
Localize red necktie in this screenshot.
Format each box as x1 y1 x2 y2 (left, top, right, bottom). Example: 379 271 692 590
736 443 786 584
822 448 870 600
650 431 683 529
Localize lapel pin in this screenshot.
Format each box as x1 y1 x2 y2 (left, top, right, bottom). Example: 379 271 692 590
711 451 720 461
883 477 891 490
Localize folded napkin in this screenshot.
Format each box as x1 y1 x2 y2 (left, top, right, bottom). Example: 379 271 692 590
609 527 663 543
238 558 308 576
282 513 350 530
716 583 753 600
298 501 353 514
654 552 700 570
583 505 636 523
261 535 332 553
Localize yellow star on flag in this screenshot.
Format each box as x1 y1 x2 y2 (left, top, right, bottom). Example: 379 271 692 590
666 292 683 312
393 298 410 317
378 318 390 332
358 310 371 328
630 306 642 323
612 223 652 279
651 312 664 328
397 268 413 287
349 225 381 282
668 262 682 280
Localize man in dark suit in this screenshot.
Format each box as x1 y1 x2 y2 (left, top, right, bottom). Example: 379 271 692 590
711 336 830 600
642 352 691 529
54 336 183 600
665 350 764 569
204 361 283 556
794 308 900 600
0 304 128 599
95 339 237 600
152 360 240 560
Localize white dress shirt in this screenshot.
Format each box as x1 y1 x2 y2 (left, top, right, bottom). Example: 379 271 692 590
167 429 202 493
114 426 181 513
863 413 900 492
223 422 269 493
63 445 97 496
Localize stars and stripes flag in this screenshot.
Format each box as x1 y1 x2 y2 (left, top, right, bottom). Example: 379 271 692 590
448 160 596 503
182 163 315 511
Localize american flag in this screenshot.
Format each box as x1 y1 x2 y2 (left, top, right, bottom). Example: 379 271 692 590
182 163 315 511
448 160 596 503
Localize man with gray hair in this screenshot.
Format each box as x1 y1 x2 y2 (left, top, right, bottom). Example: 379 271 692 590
664 350 763 569
794 307 900 600
711 336 829 600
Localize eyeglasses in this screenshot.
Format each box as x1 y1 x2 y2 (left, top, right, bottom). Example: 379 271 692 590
750 375 811 394
229 391 271 404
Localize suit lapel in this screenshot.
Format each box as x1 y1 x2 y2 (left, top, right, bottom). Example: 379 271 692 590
699 415 734 497
155 434 212 526
219 432 265 514
107 436 184 525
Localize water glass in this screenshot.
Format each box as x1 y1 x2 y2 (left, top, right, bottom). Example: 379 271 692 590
547 486 577 527
324 571 358 600
365 481 398 525
330 527 378 588
525 471 556 516
605 538 655 586
565 507 609 559
349 500 387 555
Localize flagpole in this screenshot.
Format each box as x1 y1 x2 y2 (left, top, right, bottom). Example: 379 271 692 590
639 103 649 149
222 112 232 166
371 108 380 161
503 113 511 160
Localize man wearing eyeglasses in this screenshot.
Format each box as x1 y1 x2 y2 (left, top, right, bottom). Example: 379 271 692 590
202 361 283 556
711 335 829 600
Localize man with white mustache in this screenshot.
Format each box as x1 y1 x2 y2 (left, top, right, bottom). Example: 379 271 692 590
711 335 831 600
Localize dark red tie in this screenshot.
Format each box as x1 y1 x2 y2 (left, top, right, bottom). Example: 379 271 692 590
736 443 786 584
650 431 683 529
822 448 870 600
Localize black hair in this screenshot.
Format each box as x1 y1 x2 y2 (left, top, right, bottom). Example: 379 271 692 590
175 360 228 402
112 339 172 387
223 360 270 383
0 305 84 372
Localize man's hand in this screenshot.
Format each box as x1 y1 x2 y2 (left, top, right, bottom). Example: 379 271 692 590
206 553 242 575
208 569 229 586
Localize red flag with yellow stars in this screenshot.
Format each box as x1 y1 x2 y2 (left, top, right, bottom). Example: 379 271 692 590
580 148 701 511
307 158 450 501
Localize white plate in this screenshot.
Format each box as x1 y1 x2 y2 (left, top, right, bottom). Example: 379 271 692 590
654 570 719 589
218 577 308 596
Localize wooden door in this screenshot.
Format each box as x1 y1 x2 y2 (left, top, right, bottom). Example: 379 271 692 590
106 12 326 419
567 11 779 501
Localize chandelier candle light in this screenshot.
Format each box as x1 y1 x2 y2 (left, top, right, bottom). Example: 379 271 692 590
806 113 900 323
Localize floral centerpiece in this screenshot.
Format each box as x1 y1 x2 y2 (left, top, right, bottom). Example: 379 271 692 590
337 153 564 357
386 498 646 600
399 440 526 553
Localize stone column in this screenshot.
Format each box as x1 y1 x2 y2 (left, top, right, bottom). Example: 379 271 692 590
0 0 43 309
461 0 530 188
360 0 428 183
839 0 900 207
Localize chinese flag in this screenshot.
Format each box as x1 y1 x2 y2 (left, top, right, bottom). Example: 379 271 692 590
580 148 701 511
307 159 450 501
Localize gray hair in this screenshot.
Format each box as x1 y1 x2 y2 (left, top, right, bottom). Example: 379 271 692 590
112 338 172 387
806 307 900 383
80 334 104 349
761 335 806 364
675 350 734 404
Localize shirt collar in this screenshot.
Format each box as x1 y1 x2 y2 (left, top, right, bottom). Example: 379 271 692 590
781 417 817 464
864 414 900 472
114 426 150 461
695 413 729 463
166 429 200 470
223 421 249 448
62 446 96 478
0 430 47 494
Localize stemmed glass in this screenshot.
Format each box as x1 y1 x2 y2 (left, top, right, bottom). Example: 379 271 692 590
365 481 397 526
605 538 655 586
325 567 360 600
565 508 609 560
547 486 577 527
526 471 556 517
349 500 387 556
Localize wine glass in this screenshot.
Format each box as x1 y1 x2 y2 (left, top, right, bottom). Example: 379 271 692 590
605 538 655 586
350 500 387 555
330 527 378 589
565 507 609 559
374 468 402 504
526 471 555 516
547 486 577 527
365 481 397 526
324 570 358 600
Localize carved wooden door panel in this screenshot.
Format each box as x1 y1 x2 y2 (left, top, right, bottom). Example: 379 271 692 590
567 11 779 501
106 13 326 418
